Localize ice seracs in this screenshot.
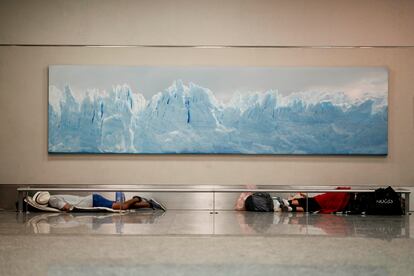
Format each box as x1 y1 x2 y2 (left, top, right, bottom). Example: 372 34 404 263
48 80 388 154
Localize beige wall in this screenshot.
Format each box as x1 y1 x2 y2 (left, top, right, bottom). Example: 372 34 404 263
1 0 414 46
0 0 413 187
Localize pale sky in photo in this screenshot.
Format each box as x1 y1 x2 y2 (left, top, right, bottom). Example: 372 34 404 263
49 65 388 104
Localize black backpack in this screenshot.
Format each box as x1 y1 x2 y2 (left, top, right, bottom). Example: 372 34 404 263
245 192 274 212
366 186 404 215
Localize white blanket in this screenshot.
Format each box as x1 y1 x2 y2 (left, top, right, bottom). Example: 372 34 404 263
24 196 123 213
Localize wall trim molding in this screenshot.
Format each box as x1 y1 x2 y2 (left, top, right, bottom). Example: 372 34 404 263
1 44 414 49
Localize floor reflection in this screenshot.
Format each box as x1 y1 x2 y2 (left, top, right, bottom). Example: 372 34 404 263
25 210 165 235
19 210 410 239
231 212 410 239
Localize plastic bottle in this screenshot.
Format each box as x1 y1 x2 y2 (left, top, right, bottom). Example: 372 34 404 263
115 192 125 203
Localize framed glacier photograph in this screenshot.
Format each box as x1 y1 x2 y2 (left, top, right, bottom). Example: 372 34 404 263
48 66 388 155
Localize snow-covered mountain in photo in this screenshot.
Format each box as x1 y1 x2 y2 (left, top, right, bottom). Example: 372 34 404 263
48 80 387 154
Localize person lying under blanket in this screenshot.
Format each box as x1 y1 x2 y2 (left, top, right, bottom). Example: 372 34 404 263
32 191 166 212
235 187 354 213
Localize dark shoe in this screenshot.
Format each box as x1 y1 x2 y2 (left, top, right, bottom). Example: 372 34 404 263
149 198 166 212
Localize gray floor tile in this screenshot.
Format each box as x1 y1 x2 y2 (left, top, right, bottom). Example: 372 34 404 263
0 210 413 275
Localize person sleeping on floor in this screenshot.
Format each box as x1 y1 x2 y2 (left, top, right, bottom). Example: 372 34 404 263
32 191 166 212
235 187 353 214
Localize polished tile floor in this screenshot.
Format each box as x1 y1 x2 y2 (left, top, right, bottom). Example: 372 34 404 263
0 210 413 275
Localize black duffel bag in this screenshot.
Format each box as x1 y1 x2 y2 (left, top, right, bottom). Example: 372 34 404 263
245 192 274 212
366 186 404 215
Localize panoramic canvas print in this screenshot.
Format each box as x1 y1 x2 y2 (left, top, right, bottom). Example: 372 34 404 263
48 66 388 155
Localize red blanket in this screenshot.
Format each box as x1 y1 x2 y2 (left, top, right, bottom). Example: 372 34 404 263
314 187 351 214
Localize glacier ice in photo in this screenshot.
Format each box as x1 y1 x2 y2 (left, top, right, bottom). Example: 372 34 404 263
48 66 388 155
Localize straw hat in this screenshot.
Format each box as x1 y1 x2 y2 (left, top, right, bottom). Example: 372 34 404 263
32 191 50 206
